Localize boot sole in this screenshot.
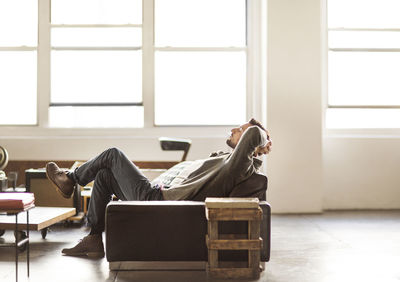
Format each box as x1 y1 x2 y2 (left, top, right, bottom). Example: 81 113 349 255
45 168 74 199
62 251 105 258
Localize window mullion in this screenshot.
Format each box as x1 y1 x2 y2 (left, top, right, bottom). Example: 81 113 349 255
246 0 262 122
154 47 247 52
329 28 400 32
51 24 142 28
51 47 142 51
142 0 155 128
38 0 51 128
0 47 37 51
142 0 154 127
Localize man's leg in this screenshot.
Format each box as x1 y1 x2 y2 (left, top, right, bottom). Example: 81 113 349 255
48 147 162 257
60 169 113 257
86 169 115 234
73 147 147 189
61 167 160 257
85 168 156 234
47 147 157 200
62 168 126 257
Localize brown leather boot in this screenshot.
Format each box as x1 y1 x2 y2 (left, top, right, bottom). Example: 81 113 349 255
46 162 75 199
62 234 105 257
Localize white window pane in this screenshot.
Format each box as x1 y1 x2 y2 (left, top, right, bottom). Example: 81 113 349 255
49 106 143 128
52 28 141 47
155 0 246 47
328 52 400 105
0 0 37 46
328 0 400 28
0 52 37 125
326 108 400 128
51 0 142 24
329 31 400 49
155 51 246 125
51 51 142 103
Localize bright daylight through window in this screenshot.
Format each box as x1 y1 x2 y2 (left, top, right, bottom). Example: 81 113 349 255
0 0 249 128
0 0 37 125
327 0 400 128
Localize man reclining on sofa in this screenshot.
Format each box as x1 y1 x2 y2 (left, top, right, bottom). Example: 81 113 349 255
45 118 272 257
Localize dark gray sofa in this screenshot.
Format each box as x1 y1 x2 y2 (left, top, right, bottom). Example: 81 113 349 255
105 172 270 270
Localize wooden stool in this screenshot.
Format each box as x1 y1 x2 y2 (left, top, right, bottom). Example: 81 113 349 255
205 198 263 279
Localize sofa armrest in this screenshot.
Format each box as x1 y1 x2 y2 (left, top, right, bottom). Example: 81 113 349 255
229 173 268 201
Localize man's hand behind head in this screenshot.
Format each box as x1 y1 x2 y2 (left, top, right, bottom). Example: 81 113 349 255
253 139 272 157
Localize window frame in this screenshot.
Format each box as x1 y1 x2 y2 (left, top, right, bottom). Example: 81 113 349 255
325 0 400 131
0 0 38 126
0 0 265 136
328 27 400 110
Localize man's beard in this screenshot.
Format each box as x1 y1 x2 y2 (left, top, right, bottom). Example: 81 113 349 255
226 138 235 149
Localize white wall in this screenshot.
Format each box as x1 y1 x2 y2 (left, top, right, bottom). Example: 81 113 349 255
266 0 323 213
323 136 400 209
266 0 400 211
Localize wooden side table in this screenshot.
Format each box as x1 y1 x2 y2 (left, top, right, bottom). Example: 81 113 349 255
205 198 263 279
0 206 76 239
0 205 34 282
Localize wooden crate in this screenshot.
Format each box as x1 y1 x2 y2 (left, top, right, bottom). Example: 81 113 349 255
205 198 263 279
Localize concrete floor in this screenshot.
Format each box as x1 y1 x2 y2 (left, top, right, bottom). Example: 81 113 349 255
0 210 399 282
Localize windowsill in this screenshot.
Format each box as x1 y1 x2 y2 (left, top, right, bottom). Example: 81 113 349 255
324 127 400 138
0 125 233 139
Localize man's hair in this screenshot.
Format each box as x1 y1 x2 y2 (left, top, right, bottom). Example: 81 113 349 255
249 118 267 132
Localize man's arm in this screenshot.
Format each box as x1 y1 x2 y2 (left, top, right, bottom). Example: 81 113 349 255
226 126 269 179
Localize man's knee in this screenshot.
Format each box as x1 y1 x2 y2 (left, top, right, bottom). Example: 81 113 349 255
107 147 122 157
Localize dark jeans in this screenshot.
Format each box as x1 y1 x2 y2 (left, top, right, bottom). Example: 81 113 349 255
72 147 163 232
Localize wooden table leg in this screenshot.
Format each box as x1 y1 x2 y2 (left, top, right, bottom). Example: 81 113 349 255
208 220 218 269
249 220 261 277
15 213 18 282
83 197 88 214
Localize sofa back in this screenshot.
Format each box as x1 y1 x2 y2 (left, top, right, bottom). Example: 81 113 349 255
152 161 268 201
190 171 268 201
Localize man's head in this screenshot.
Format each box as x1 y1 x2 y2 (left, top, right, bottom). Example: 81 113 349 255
226 118 269 149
